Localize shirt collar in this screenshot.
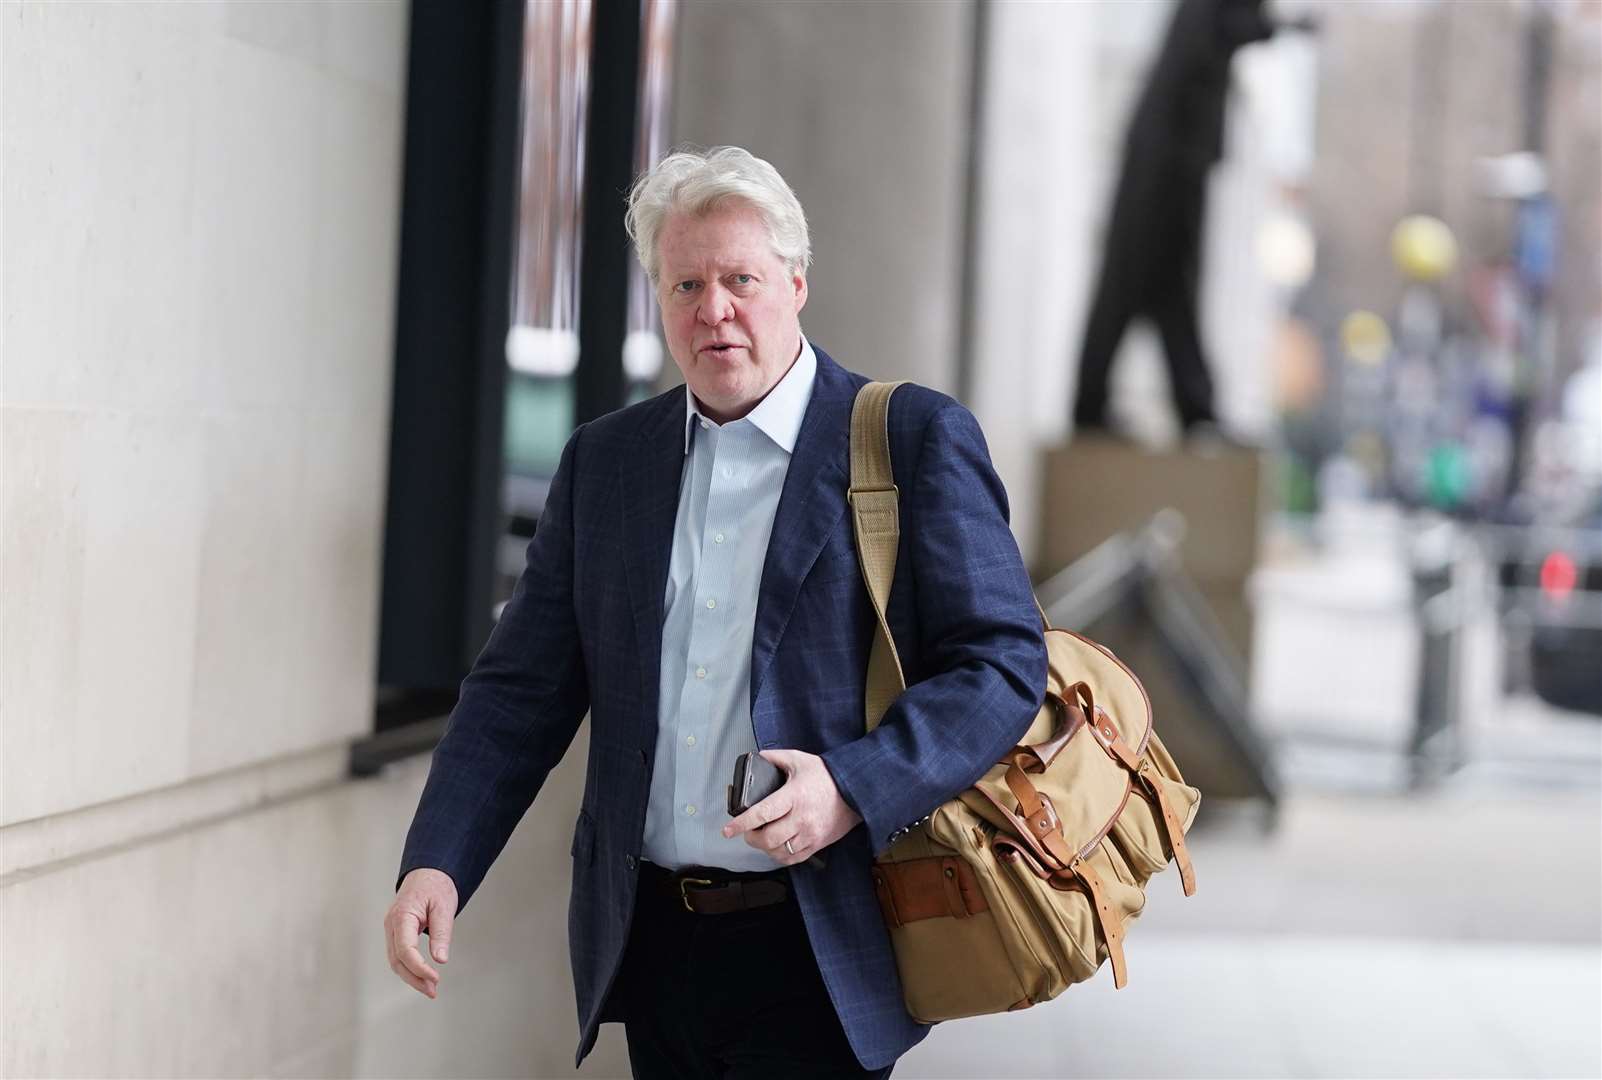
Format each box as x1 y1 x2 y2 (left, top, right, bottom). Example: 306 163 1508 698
683 334 817 454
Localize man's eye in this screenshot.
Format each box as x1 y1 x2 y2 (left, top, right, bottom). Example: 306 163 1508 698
673 281 698 294
732 274 753 285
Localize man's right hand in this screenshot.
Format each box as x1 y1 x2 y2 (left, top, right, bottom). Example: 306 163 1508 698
384 868 459 999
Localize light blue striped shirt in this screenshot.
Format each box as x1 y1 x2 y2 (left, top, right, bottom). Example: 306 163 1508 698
641 335 819 871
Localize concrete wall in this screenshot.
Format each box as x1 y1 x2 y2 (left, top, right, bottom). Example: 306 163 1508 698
1 741 621 1079
2 0 403 825
964 0 1100 569
1 4 630 1077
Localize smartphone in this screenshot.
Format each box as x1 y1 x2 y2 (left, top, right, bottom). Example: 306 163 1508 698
727 750 786 816
726 750 826 870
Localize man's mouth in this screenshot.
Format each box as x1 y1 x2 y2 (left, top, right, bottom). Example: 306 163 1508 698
700 343 744 356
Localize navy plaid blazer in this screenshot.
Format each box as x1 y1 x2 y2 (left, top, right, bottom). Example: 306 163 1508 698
396 345 1048 1070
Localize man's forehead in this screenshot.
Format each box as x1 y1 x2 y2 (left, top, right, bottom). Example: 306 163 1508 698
660 207 779 263
668 199 762 229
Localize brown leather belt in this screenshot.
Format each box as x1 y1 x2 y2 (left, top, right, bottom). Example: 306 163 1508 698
641 860 792 915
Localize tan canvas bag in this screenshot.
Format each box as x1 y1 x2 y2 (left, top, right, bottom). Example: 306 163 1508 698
848 381 1203 1022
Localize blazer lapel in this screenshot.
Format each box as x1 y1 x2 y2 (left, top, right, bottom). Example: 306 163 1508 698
620 386 689 746
749 349 859 727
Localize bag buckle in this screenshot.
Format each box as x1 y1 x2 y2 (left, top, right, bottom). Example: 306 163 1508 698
1025 792 1061 838
678 876 713 912
847 484 899 506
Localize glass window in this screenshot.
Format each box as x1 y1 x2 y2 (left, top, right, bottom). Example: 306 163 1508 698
503 0 677 492
505 0 591 485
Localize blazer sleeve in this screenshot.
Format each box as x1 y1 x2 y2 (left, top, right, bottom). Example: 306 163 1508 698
820 401 1047 855
394 422 592 913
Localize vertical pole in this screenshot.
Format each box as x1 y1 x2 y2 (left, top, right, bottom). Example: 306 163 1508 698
575 0 644 425
954 0 990 407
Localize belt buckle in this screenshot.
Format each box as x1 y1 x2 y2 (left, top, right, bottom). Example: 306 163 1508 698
678 876 713 913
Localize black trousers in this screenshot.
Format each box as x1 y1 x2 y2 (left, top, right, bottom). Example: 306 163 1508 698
612 860 895 1079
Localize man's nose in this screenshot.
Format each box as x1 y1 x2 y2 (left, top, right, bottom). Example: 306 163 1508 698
697 284 734 326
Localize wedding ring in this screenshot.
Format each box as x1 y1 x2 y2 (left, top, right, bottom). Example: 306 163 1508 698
785 839 796 855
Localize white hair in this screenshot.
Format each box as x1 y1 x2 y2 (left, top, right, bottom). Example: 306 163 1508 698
624 145 812 283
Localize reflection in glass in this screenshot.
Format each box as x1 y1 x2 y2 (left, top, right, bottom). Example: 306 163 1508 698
503 0 677 494
506 0 591 483
624 0 678 399
509 0 591 381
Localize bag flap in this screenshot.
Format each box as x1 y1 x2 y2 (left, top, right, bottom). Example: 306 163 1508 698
957 629 1155 863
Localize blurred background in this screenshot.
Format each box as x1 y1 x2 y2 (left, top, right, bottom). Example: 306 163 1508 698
2 1 1599 1077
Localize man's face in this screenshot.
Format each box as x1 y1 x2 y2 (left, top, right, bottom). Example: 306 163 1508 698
655 203 808 424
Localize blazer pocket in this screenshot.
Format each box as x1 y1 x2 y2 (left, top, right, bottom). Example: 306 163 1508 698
805 546 863 587
570 809 595 866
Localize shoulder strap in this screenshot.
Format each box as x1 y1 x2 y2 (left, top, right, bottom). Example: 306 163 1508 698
849 381 909 733
848 382 1054 733
845 381 1057 730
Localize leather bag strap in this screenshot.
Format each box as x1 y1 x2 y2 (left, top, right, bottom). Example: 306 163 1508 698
1086 699 1198 897
1006 761 1132 990
1137 758 1199 897
1063 853 1129 989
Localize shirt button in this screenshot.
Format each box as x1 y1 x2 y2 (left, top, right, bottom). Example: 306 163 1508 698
685 804 697 817
625 854 637 871
685 735 697 747
723 467 733 478
695 666 707 679
714 533 725 544
700 420 710 430
706 598 716 609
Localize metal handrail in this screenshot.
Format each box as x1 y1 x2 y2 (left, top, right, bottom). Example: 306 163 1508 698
1036 510 1280 809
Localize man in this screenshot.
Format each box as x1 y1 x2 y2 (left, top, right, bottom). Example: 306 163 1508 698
385 146 1047 1077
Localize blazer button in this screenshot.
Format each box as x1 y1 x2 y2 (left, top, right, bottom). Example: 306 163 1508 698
625 854 637 871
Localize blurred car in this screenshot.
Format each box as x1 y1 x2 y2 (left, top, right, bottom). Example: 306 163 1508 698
1497 505 1602 716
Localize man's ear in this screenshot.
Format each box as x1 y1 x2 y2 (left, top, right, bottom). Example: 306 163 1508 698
792 271 808 314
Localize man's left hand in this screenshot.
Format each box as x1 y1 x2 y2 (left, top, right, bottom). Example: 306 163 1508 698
722 748 861 866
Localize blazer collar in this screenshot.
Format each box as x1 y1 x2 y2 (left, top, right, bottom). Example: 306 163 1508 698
749 345 862 726
619 384 691 748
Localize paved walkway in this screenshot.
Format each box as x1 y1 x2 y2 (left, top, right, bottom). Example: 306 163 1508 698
899 932 1600 1078
897 787 1602 1079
